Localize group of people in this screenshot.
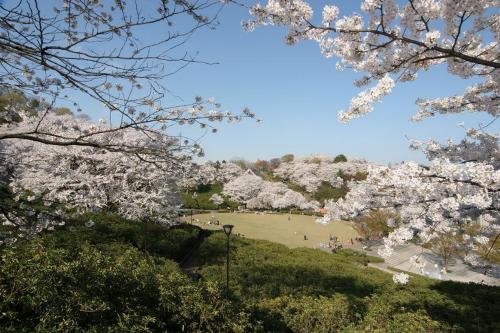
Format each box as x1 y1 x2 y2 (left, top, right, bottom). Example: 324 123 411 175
323 234 358 253
206 218 220 225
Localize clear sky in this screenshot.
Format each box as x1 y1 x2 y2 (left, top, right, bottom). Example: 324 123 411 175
57 1 499 164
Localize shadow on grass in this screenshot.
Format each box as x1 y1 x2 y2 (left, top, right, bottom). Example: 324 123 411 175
426 280 500 332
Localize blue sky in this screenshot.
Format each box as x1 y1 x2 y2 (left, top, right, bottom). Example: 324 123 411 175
52 1 498 164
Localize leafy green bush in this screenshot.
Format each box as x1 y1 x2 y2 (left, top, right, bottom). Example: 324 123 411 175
258 295 357 333
313 181 348 204
333 154 348 163
353 210 398 241
0 235 251 332
334 249 385 265
1 217 499 333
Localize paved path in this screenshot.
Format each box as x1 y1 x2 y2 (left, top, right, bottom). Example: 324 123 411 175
363 243 499 286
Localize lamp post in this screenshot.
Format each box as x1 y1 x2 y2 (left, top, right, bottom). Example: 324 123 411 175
222 224 234 296
190 192 198 224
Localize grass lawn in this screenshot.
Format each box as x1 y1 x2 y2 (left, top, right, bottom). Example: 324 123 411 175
182 212 359 249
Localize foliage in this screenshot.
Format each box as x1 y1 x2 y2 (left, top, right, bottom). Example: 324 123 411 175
428 231 461 271
0 219 251 333
353 210 399 241
0 89 37 123
46 212 201 261
257 294 356 333
281 154 295 163
1 217 499 332
313 182 348 204
198 232 500 333
334 249 385 265
334 154 348 163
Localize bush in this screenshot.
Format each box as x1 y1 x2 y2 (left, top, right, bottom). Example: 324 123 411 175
314 182 348 204
280 154 294 163
334 154 348 163
334 249 385 265
353 210 399 241
258 295 357 333
1 217 499 333
0 234 251 332
39 212 201 261
198 233 500 333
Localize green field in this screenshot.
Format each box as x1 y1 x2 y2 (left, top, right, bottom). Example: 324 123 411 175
183 212 359 249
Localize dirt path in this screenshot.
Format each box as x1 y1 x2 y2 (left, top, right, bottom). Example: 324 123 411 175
179 231 209 279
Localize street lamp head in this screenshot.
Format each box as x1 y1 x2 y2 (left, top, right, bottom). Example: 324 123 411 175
223 224 234 237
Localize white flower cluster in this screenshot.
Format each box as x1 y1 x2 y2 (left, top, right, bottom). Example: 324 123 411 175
1 114 185 242
222 173 318 210
179 161 243 189
209 193 225 206
273 156 369 193
392 272 410 285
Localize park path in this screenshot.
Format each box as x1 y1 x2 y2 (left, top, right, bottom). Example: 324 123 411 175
179 231 209 279
362 243 500 286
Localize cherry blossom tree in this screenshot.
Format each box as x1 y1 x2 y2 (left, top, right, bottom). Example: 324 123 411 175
0 0 259 243
0 0 257 155
223 172 318 210
179 161 243 189
274 156 368 193
222 173 264 203
0 113 184 245
245 0 499 276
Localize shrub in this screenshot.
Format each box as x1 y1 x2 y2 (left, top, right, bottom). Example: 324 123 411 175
353 210 399 241
198 233 500 333
334 249 385 265
314 182 348 204
0 235 251 332
280 154 294 163
258 295 356 333
334 154 348 163
43 212 200 261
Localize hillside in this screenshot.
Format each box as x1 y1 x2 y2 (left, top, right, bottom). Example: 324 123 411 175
1 215 498 332
180 155 372 210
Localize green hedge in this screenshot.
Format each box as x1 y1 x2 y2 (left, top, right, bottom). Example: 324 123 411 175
198 233 500 333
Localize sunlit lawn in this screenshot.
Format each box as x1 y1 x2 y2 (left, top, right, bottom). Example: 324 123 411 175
182 212 359 249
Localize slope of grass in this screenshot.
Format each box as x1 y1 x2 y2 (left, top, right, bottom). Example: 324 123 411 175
199 232 500 333
1 215 498 332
